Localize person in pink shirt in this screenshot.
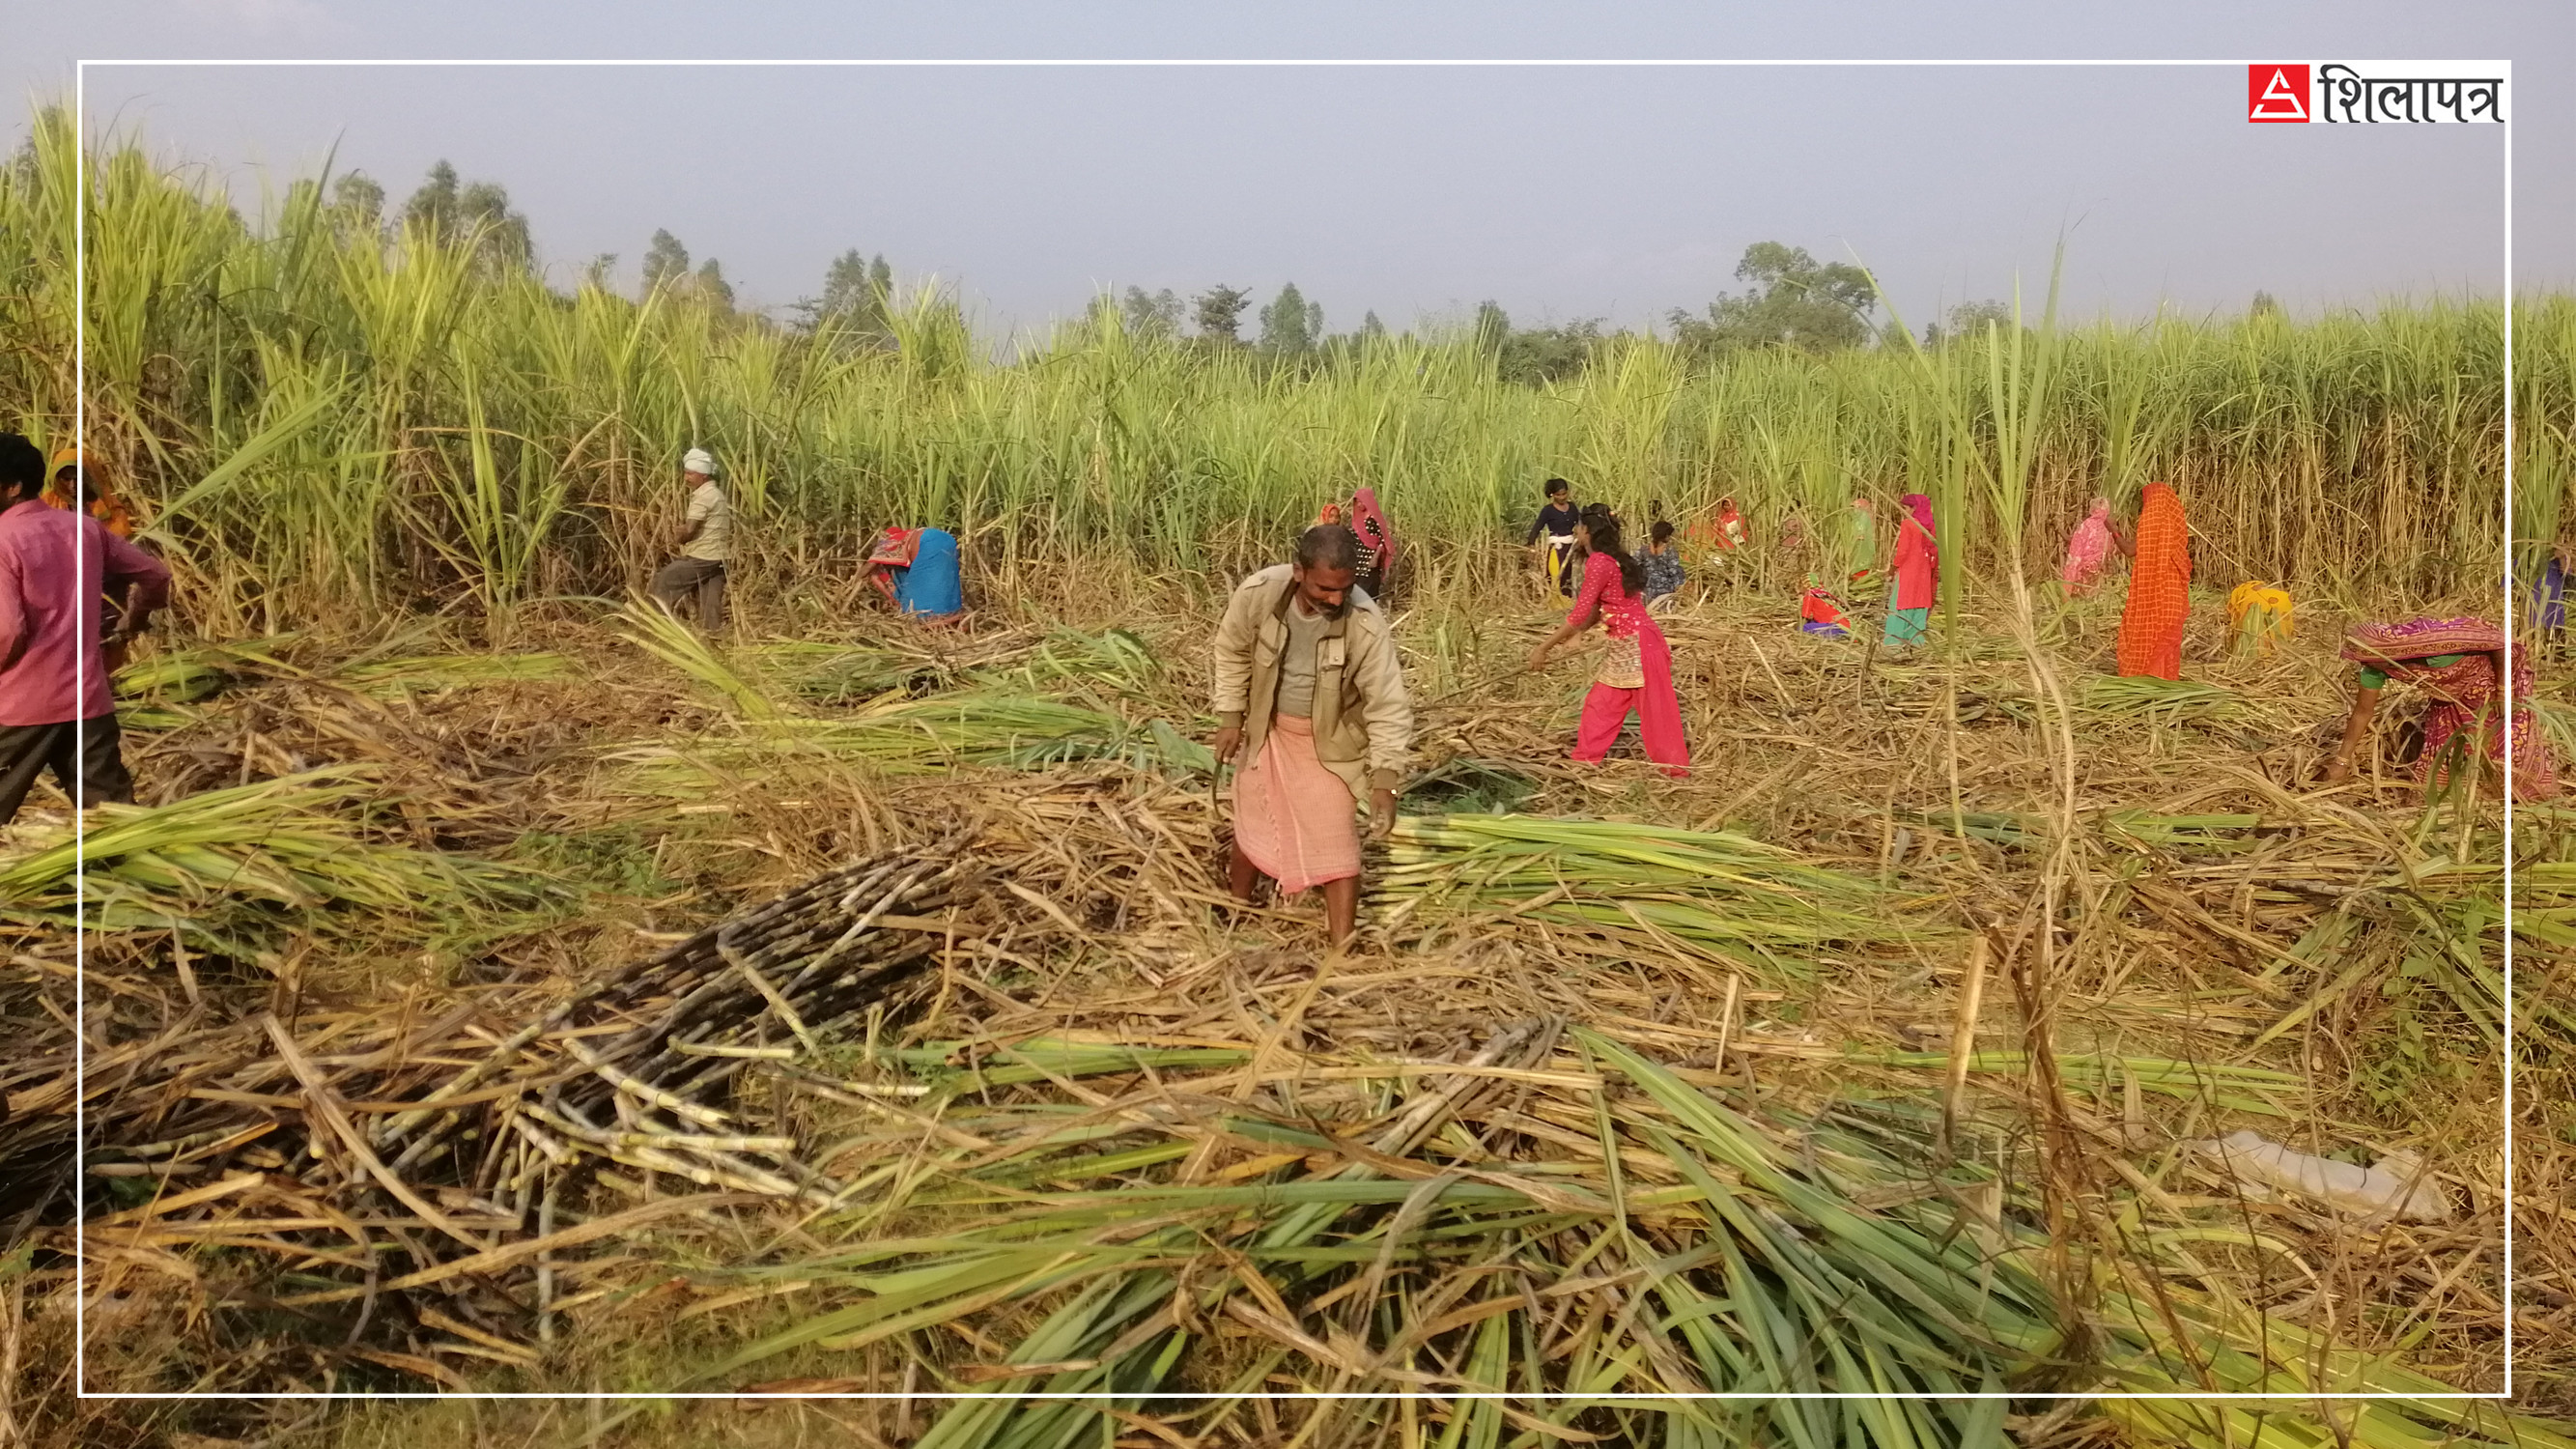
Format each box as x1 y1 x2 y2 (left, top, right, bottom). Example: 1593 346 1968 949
0 433 171 825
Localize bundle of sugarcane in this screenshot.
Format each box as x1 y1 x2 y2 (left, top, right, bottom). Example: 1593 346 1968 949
112 633 567 729
1855 1049 2306 1116
2534 695 2576 765
2099 808 2264 850
612 599 1207 785
1369 813 1932 973
2080 671 2241 720
610 693 1213 795
612 1023 2569 1449
1880 671 2038 724
334 651 571 696
745 640 917 703
111 635 303 728
0 765 556 954
2374 862 2576 1044
751 624 1164 702
361 842 994 1210
38 838 1036 1370
1895 806 2262 856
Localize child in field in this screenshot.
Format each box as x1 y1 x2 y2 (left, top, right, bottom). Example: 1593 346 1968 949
1882 494 1938 649
1643 519 1685 612
1524 477 1580 600
2059 497 2114 595
1350 487 1398 602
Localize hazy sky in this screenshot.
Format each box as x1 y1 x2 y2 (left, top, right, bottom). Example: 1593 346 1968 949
16 3 2567 343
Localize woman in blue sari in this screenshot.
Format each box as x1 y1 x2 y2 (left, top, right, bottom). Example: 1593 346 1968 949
866 526 965 620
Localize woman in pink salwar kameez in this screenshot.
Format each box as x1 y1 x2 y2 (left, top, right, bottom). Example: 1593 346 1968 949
1526 511 1688 778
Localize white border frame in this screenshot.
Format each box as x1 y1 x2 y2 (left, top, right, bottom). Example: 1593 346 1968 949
66 54 2520 1408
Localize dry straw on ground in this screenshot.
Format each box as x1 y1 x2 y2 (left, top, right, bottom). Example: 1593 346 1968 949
3 579 2567 1449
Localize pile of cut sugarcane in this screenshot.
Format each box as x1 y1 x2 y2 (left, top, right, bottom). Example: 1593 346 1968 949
29 836 1026 1348
374 843 985 1209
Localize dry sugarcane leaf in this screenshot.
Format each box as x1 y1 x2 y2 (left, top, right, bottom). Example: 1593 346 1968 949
275 1192 762 1305
347 1350 470 1390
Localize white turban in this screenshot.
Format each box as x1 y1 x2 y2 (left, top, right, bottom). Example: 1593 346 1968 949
682 447 715 476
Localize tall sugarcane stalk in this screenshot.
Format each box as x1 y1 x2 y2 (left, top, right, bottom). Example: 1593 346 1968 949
6 103 2557 633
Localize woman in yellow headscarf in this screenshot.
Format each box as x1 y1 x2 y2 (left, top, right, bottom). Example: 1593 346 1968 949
42 449 135 538
2226 582 2294 659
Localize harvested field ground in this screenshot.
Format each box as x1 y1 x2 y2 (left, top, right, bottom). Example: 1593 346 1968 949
4 571 2570 1449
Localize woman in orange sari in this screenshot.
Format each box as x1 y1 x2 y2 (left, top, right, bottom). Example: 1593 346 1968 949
2116 482 2191 679
44 453 136 538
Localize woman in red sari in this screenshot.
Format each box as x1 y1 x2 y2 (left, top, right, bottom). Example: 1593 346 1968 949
1525 511 1688 777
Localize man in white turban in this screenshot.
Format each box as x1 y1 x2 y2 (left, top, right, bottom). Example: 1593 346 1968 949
649 447 731 628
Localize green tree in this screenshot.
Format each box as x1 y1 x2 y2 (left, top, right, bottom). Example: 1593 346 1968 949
641 230 692 296
1193 285 1252 344
1259 282 1321 355
2250 291 2284 319
1944 299 2016 345
1122 286 1183 341
1498 318 1607 385
1668 242 1877 355
582 253 618 292
790 250 894 339
1472 300 1512 355
327 171 384 243
401 160 460 235
694 257 734 311
459 181 531 270
823 249 889 316
1359 310 1387 342
401 161 531 272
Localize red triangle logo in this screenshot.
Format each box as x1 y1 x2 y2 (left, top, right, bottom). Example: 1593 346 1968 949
2249 65 2311 122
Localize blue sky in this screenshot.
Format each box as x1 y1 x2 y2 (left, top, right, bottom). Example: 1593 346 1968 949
17 3 2567 342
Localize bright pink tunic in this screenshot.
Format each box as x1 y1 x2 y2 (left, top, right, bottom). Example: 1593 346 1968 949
0 497 171 725
1568 552 1688 777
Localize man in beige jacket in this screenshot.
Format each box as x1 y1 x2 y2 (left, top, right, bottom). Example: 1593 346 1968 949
1211 524 1413 945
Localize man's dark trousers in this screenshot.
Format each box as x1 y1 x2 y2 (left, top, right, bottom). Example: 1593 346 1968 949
0 714 134 825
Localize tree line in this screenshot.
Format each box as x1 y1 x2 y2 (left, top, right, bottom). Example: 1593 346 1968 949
329 157 2287 382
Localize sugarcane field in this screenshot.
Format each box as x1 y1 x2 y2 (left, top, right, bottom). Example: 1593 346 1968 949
4 91 2575 1449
